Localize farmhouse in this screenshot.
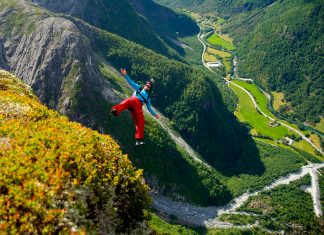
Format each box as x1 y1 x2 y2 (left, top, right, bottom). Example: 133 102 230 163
207 61 222 67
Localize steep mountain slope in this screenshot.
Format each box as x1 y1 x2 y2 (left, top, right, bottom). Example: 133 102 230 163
129 0 199 37
31 0 198 58
0 70 150 233
155 0 275 17
223 0 324 124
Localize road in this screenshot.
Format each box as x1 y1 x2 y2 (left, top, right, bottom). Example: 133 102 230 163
198 25 323 155
230 82 323 154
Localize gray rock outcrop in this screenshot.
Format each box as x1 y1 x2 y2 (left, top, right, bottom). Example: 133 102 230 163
0 1 118 127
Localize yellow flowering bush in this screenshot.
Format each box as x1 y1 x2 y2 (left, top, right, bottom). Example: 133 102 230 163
0 70 150 233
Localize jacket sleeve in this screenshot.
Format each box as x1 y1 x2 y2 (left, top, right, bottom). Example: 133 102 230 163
146 98 157 116
124 74 141 90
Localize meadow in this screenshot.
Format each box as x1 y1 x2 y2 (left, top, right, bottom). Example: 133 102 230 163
232 80 274 118
206 47 232 73
314 118 324 133
203 52 218 62
271 91 286 111
230 83 288 140
207 33 236 51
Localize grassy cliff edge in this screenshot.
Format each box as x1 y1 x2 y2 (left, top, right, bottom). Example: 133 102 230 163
0 70 150 233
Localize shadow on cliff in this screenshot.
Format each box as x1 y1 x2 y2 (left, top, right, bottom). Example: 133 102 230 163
184 78 265 178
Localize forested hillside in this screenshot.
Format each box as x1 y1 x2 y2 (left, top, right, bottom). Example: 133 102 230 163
223 0 323 124
155 0 275 17
31 0 198 58
129 0 199 37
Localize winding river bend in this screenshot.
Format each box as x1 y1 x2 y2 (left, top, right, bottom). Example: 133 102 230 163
152 163 324 228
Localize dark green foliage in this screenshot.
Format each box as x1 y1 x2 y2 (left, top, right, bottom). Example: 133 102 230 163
208 227 270 234
239 176 322 233
320 169 324 211
155 0 276 17
84 26 259 174
146 212 201 234
106 109 232 206
219 214 257 225
129 0 199 38
226 142 305 196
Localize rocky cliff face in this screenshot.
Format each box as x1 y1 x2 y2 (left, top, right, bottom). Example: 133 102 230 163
30 0 185 58
0 38 8 70
0 1 118 126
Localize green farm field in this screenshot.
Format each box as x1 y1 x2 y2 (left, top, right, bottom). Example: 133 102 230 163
232 80 274 118
206 47 232 72
207 33 236 51
292 140 318 156
314 118 324 133
272 91 286 111
203 52 218 62
207 47 231 58
231 80 314 136
230 83 288 139
230 81 321 158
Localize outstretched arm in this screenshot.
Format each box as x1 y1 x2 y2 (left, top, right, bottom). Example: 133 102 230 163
147 99 160 119
120 68 140 90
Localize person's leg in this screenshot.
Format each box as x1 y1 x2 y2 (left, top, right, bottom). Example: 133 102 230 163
133 101 145 140
129 109 140 139
111 98 132 116
136 111 145 141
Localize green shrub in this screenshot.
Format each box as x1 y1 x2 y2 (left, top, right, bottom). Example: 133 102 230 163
0 70 150 233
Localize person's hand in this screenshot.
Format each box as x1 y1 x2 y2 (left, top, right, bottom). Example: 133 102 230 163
156 114 160 119
120 68 127 76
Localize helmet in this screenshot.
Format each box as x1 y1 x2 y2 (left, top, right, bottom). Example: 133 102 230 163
145 80 153 89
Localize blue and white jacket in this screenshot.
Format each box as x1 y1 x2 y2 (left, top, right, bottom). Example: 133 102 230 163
124 74 157 116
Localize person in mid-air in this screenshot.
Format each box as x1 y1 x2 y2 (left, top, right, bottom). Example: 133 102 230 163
111 68 160 145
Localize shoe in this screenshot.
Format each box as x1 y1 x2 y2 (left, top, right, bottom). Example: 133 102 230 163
135 140 145 146
111 109 118 116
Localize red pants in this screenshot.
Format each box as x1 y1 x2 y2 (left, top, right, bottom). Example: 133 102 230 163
111 97 145 140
